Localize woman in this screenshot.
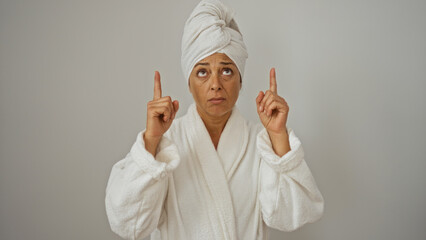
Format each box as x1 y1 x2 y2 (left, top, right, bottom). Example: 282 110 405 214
105 0 324 239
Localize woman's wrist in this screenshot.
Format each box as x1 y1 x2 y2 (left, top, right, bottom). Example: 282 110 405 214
267 129 290 157
143 132 162 157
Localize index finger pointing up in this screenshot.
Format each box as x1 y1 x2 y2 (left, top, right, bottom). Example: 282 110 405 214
153 71 162 100
270 67 277 93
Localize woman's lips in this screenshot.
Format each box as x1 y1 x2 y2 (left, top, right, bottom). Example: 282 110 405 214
208 97 225 104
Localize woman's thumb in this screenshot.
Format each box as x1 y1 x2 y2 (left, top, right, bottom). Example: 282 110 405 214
173 100 179 113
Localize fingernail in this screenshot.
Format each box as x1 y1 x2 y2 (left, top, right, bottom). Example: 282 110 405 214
259 106 263 112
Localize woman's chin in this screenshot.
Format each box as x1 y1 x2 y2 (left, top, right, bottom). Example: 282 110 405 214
196 103 232 119
206 105 232 117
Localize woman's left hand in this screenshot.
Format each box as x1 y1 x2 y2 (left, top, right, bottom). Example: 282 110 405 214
256 68 289 136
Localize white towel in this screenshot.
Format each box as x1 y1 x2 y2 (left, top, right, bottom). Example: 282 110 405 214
181 0 248 83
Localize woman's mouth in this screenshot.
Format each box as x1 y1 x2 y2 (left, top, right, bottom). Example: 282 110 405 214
208 97 226 104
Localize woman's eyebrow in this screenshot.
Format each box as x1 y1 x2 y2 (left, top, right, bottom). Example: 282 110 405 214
194 62 209 68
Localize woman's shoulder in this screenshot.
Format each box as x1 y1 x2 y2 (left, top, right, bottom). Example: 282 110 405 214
244 118 264 135
249 120 263 130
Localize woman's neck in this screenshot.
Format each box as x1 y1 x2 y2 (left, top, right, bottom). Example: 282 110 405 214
196 106 232 149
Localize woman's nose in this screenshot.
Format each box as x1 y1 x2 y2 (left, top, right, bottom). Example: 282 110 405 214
210 73 222 90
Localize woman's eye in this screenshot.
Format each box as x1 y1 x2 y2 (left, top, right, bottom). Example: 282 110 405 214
223 68 232 76
197 70 207 77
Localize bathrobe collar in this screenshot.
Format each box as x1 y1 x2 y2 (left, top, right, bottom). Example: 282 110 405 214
184 102 248 240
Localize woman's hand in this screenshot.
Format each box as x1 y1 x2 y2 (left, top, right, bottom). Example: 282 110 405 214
256 68 291 157
144 71 179 156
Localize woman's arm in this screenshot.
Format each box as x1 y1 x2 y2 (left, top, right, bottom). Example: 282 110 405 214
105 130 180 239
257 127 324 232
268 128 290 157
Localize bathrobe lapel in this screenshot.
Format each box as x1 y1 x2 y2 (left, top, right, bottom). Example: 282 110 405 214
185 103 247 240
216 105 249 180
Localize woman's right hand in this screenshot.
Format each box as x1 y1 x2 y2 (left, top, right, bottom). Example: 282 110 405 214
143 71 179 156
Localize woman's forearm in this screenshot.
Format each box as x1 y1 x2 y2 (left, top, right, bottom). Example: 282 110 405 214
268 129 291 157
143 132 161 157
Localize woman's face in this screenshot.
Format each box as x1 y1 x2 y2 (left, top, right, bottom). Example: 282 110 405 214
188 52 241 118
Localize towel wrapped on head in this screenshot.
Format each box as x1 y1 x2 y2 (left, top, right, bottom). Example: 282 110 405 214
181 0 248 83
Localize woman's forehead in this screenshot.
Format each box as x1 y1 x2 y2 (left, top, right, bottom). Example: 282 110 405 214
197 52 234 64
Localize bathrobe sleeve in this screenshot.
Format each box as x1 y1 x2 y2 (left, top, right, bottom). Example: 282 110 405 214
256 126 324 232
105 129 180 240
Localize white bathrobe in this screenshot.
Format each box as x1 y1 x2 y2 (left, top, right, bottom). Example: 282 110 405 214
105 103 324 240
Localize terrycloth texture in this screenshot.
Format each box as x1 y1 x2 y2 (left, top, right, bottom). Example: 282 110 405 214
181 0 248 83
105 103 325 240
